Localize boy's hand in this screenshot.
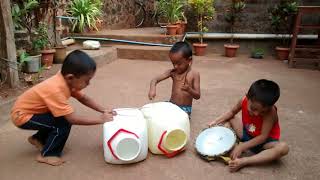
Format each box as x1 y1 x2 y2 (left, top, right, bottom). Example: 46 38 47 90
208 119 219 127
181 83 191 92
230 144 244 160
100 109 116 123
148 89 156 100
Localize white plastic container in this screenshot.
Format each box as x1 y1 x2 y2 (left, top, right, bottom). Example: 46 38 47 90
103 108 148 164
141 102 190 158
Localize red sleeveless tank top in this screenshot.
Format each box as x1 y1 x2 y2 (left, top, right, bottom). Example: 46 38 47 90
242 97 280 140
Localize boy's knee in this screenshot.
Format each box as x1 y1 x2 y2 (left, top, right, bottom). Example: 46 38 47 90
276 142 289 156
56 117 72 128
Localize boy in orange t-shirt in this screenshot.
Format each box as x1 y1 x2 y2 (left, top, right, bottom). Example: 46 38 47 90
11 50 115 166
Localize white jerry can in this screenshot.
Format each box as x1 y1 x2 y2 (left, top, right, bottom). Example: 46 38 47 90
141 102 190 158
103 108 148 164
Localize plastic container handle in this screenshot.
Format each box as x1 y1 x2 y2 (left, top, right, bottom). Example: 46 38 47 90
107 128 139 160
157 131 184 158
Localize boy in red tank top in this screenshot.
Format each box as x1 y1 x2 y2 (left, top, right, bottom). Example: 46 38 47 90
208 79 289 172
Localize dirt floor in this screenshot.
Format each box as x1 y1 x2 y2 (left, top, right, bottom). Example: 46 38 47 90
1 54 320 180
0 65 61 100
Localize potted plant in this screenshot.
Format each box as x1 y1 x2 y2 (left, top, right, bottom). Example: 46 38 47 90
180 12 188 34
158 0 184 35
188 0 215 56
224 0 245 57
175 1 188 35
269 0 298 60
15 0 44 74
251 48 264 59
19 49 41 74
34 22 56 69
19 52 44 84
68 0 103 33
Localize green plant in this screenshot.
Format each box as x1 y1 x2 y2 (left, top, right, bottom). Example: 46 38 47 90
188 0 215 44
158 0 185 24
224 0 246 44
92 0 103 10
68 0 103 32
269 0 298 47
19 52 43 82
19 51 30 69
11 0 39 31
252 48 264 54
31 22 51 55
251 48 264 59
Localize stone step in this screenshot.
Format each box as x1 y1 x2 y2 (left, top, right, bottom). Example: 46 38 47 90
71 27 183 45
72 34 182 45
66 45 118 66
15 39 30 49
116 45 170 61
14 30 29 39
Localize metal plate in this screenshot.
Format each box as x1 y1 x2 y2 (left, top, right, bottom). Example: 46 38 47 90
195 126 236 158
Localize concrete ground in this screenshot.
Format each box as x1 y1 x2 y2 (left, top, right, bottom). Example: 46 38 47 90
1 54 320 180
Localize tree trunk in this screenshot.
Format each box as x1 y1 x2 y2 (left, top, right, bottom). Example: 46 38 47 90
0 0 19 88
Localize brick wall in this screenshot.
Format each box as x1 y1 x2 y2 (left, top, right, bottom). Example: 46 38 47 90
93 0 320 32
102 0 155 29
186 0 320 33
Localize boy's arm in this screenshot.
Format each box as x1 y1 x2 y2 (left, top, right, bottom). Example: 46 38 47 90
64 111 113 125
148 69 172 100
208 99 242 127
181 71 200 99
77 94 106 113
231 108 277 159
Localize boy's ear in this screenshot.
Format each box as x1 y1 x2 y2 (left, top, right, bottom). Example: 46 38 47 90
64 74 75 81
188 56 193 66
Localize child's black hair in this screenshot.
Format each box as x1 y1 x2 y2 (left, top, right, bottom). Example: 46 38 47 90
170 41 192 59
246 79 280 107
61 50 96 77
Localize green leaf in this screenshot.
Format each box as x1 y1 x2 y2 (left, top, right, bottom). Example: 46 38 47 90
68 0 102 32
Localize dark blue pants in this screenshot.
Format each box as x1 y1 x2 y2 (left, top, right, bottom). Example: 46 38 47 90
241 128 278 154
20 113 72 157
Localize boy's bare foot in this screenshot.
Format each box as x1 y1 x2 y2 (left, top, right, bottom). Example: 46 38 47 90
36 154 65 166
28 136 44 151
228 158 247 172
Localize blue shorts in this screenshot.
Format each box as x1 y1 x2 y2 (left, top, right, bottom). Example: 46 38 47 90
177 105 192 116
167 101 192 115
241 128 278 154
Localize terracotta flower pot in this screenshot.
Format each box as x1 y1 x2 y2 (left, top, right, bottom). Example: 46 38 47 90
54 46 67 64
275 47 290 60
181 21 187 34
175 22 183 35
166 25 178 35
41 49 56 69
193 43 208 56
224 44 240 57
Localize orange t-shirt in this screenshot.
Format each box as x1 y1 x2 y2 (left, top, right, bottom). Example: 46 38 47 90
11 72 83 126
